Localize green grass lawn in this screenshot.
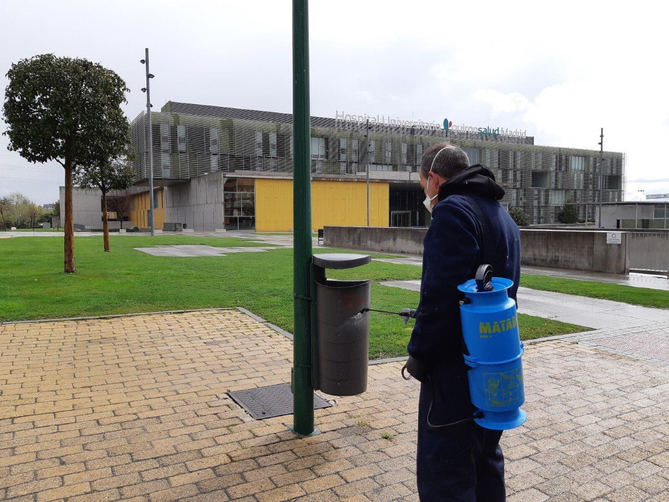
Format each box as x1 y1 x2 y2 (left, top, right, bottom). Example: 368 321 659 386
520 274 669 308
0 235 587 359
4 228 61 232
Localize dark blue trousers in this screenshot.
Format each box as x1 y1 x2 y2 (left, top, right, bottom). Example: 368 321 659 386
416 365 505 502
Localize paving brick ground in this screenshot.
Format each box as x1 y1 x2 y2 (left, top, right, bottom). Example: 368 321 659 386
1 310 667 501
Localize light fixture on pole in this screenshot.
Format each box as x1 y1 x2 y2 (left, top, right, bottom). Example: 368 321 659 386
598 128 603 229
141 49 155 236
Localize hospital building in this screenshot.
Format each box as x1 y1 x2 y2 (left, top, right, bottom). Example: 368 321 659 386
122 101 624 232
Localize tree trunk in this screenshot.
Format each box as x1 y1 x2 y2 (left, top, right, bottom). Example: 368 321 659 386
64 159 77 273
102 192 110 252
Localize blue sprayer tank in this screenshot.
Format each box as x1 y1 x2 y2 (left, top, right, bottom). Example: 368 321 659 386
457 265 526 430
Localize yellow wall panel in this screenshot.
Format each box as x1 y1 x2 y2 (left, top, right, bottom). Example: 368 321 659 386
255 178 389 232
129 189 164 230
255 179 293 232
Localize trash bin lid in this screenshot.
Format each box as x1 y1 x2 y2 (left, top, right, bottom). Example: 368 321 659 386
313 253 371 269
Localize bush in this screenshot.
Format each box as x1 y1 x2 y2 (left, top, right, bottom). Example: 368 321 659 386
557 204 579 224
508 207 529 226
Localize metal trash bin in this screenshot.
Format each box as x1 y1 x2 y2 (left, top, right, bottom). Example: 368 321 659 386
313 253 371 396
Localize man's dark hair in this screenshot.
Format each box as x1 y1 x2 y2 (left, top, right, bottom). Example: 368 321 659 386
420 143 470 180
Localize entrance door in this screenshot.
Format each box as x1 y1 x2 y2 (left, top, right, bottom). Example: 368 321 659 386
390 210 411 227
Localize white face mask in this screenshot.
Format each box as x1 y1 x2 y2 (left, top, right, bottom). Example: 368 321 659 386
423 146 449 214
423 177 438 213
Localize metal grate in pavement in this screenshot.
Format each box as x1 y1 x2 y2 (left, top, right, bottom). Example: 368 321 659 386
228 383 331 420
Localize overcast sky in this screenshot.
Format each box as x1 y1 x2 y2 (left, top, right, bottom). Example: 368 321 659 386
1 0 668 204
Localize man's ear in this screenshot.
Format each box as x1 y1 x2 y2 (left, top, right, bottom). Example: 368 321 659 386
430 171 446 187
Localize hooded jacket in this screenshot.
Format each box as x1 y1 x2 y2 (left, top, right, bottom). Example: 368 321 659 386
407 164 520 369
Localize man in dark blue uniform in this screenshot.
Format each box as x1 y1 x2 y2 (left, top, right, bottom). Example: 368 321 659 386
407 143 520 501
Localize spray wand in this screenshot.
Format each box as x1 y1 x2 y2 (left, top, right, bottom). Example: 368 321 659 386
359 307 416 324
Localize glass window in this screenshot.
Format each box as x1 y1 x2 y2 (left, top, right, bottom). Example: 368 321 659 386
339 138 347 161
161 152 170 177
224 177 255 230
255 131 263 157
352 139 359 161
160 123 170 152
209 128 218 154
549 190 565 206
238 178 255 192
462 147 480 166
531 171 550 188
606 175 621 190
401 143 407 164
417 144 423 163
570 156 585 171
269 132 277 158
177 125 186 153
384 140 392 163
311 137 326 159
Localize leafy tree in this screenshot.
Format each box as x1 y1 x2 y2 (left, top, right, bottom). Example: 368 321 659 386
0 193 40 228
48 199 61 229
107 193 132 230
508 206 528 226
51 200 60 217
75 154 135 251
7 192 31 228
37 208 52 225
557 203 579 224
0 197 10 230
27 203 42 229
3 54 129 272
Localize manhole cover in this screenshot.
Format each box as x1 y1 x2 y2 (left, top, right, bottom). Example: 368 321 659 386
228 383 331 420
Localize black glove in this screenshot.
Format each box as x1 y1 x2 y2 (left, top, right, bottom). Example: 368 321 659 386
402 355 428 382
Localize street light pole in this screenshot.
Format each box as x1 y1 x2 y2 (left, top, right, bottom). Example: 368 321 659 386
365 119 370 227
292 0 314 437
598 128 603 228
141 49 155 236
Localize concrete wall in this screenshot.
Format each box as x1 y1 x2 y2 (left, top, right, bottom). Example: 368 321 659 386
520 229 628 274
323 226 630 274
59 187 130 230
627 232 669 272
163 172 225 232
324 226 427 255
59 187 114 230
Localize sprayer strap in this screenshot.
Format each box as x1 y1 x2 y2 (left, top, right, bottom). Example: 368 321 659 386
465 196 494 269
424 375 482 430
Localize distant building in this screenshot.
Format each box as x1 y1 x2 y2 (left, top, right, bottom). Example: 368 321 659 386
600 201 669 229
58 187 133 231
646 193 669 201
123 102 625 231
